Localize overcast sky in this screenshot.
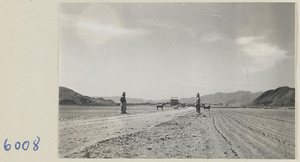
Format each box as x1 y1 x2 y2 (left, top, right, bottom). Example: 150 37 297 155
59 3 295 100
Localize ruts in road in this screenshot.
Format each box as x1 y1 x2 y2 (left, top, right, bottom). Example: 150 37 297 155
60 107 295 159
59 107 194 157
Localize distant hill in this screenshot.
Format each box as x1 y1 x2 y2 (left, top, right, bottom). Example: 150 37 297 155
179 91 263 106
249 86 295 107
59 87 116 106
102 96 155 104
60 86 293 107
103 90 263 106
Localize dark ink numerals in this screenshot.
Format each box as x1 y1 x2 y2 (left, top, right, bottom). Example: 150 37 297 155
4 136 40 151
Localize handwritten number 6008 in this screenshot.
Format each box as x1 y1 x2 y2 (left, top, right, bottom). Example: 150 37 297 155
4 136 40 151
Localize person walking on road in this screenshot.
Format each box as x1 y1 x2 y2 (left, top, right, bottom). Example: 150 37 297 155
120 92 127 114
195 93 201 115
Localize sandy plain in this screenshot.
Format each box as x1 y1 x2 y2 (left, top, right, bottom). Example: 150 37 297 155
59 106 295 159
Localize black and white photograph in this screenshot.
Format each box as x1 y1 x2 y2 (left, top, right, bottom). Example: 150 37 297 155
59 3 295 159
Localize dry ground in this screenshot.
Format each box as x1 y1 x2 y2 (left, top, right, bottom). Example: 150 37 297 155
59 106 295 159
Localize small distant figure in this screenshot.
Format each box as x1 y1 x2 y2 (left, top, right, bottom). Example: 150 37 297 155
195 93 201 115
157 103 165 111
173 104 179 109
202 103 211 111
120 92 127 114
181 103 186 108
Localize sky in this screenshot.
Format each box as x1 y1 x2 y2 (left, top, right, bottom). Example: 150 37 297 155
59 3 295 100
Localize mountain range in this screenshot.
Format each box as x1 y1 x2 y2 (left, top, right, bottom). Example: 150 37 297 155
103 91 262 106
102 96 155 104
179 91 263 106
59 86 295 107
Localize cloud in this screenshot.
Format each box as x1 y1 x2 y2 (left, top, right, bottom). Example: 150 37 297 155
138 19 175 29
200 32 222 42
236 36 265 45
183 27 197 39
77 15 151 48
77 18 148 37
236 36 288 73
208 13 222 18
61 4 151 49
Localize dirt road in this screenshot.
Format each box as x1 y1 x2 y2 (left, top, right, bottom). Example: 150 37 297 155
59 107 295 159
59 107 194 158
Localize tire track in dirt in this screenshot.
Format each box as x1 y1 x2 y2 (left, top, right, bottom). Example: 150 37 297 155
214 109 294 159
59 107 194 158
230 110 294 124
228 110 295 134
218 111 293 159
222 111 295 147
224 110 295 144
213 111 269 158
211 112 240 158
230 115 295 139
223 112 295 156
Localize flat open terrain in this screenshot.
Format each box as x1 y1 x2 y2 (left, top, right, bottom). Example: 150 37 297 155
59 106 295 159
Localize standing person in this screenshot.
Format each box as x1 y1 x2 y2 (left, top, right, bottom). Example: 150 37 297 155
120 92 127 114
195 93 201 115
